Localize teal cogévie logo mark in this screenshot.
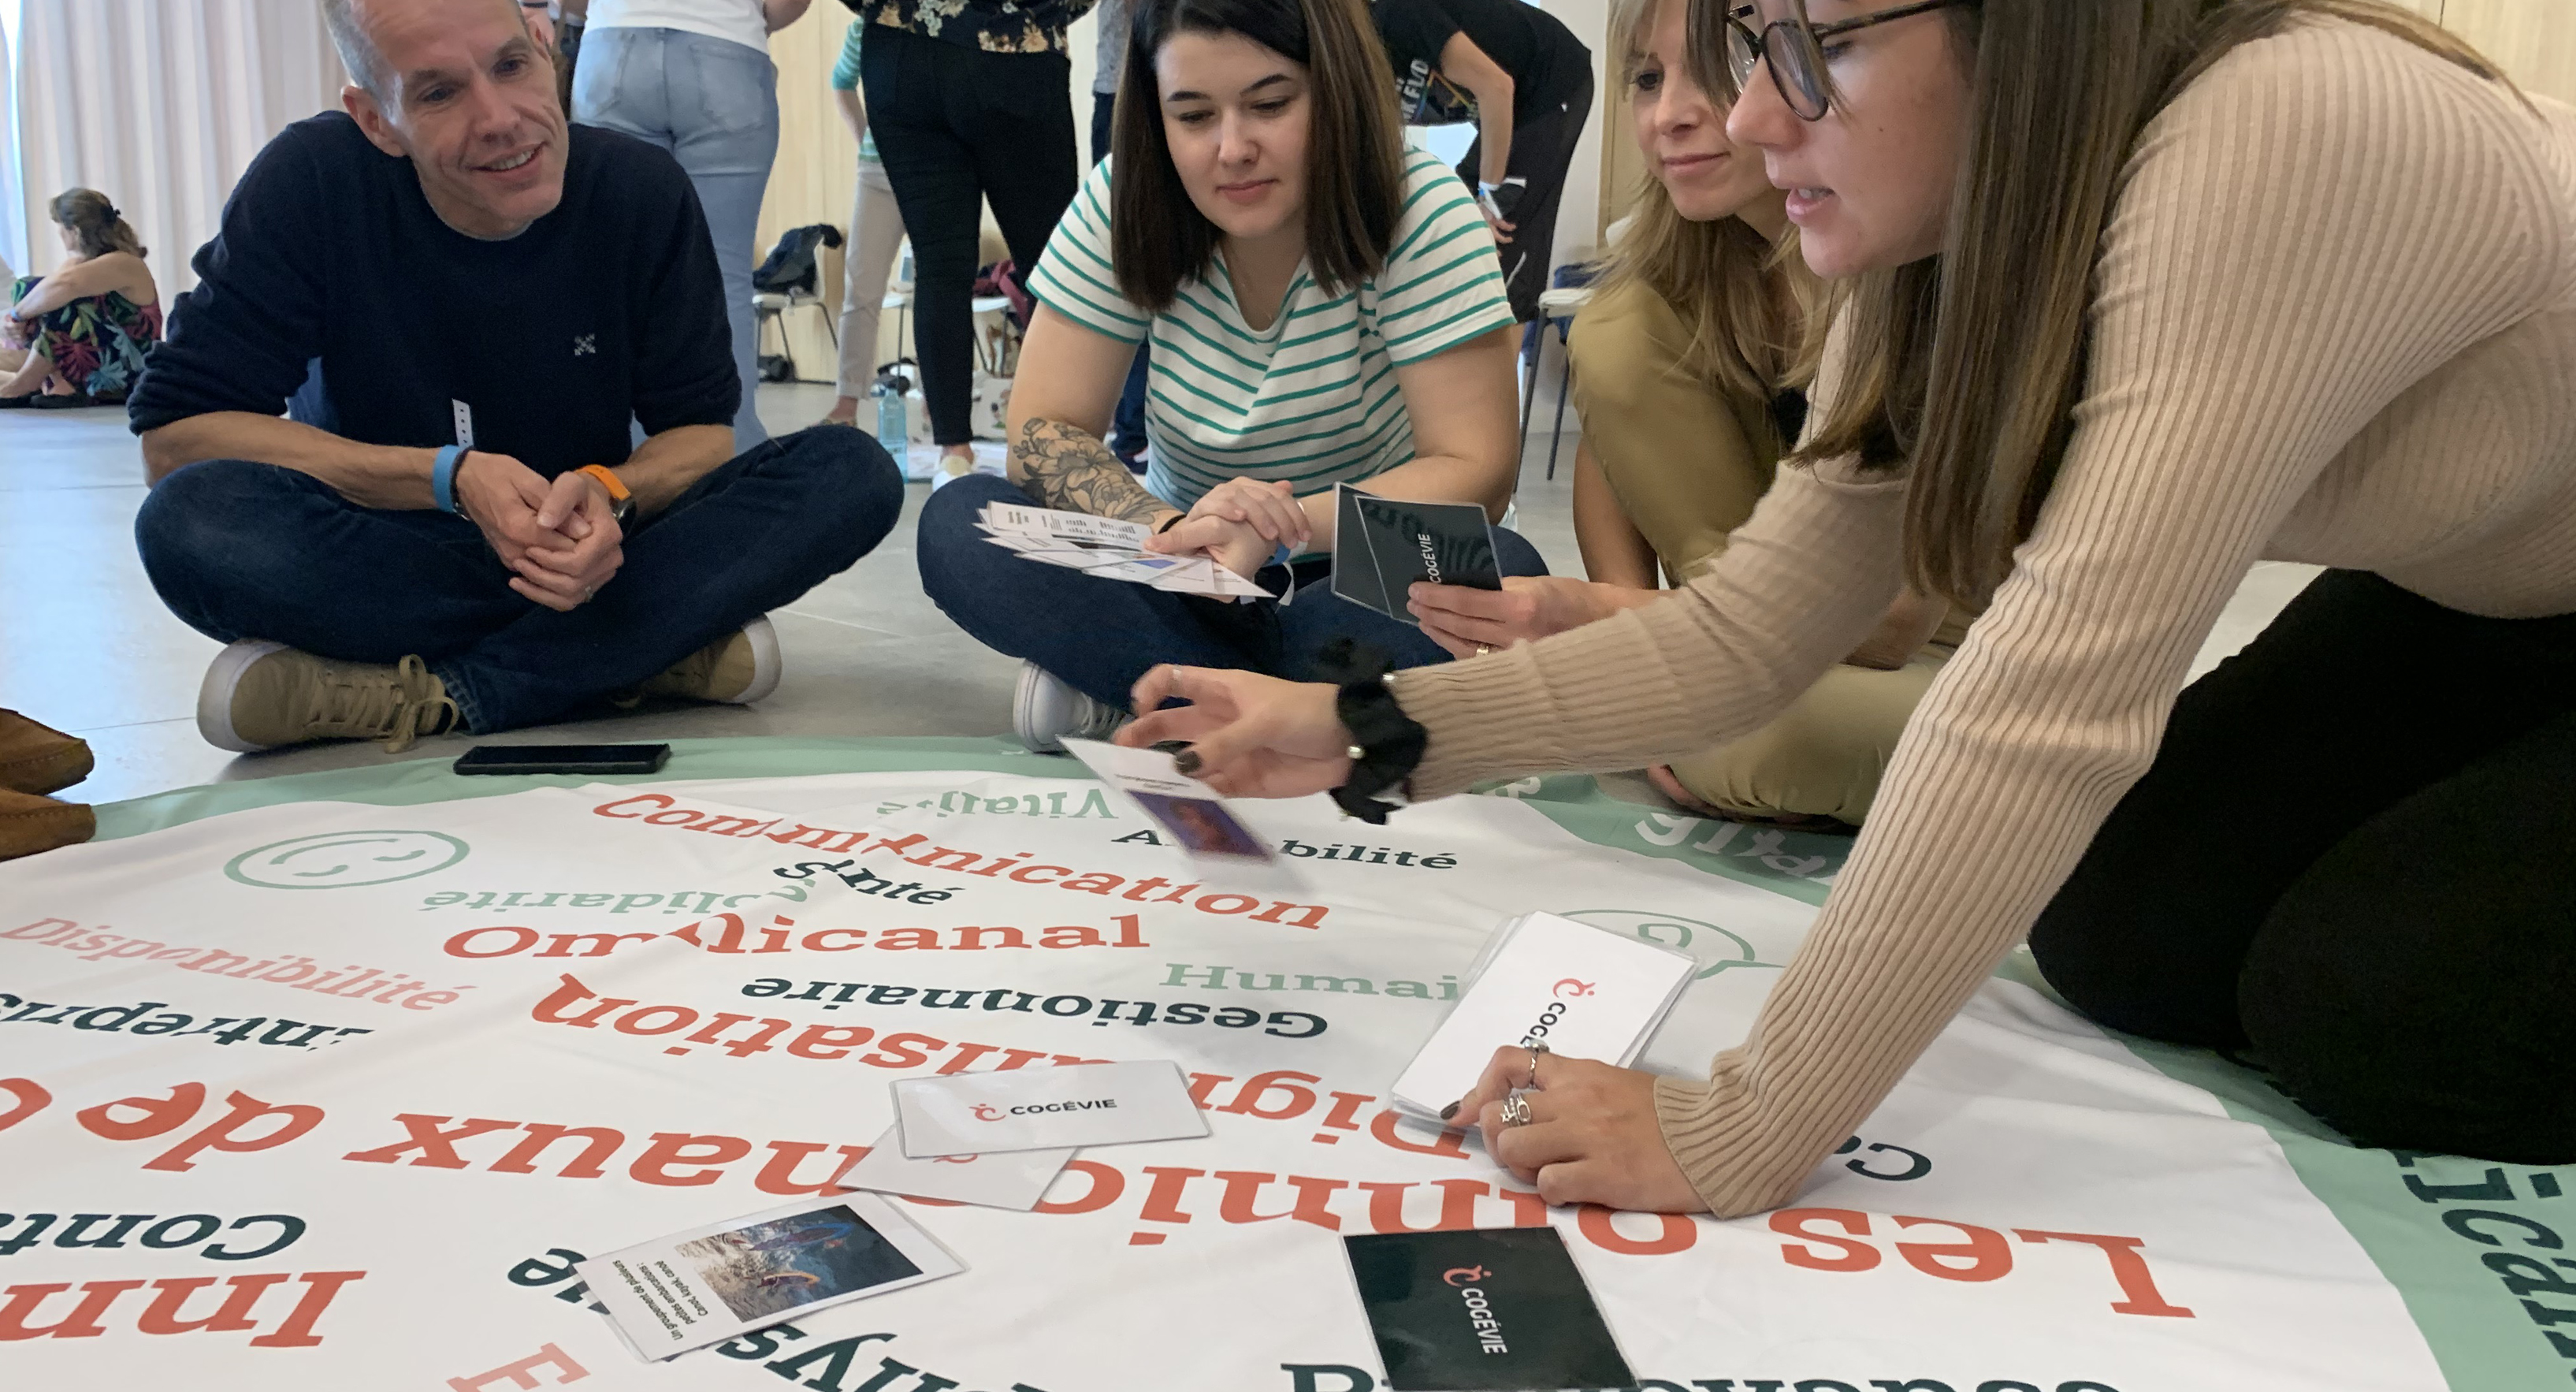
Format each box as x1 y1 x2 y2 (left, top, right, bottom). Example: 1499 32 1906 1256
225 832 471 889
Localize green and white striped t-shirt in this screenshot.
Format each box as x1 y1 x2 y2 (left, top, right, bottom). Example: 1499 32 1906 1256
1026 149 1515 511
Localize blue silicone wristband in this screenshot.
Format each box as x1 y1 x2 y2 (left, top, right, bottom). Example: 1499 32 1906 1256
432 445 467 514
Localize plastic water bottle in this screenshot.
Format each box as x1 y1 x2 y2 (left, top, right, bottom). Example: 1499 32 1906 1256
872 370 909 448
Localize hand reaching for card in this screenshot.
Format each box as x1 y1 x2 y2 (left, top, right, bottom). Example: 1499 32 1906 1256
1452 1047 1709 1214
1117 666 1353 798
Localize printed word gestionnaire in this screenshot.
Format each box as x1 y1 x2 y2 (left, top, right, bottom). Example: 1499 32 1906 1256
742 977 1328 1039
589 792 1332 927
2 919 469 1011
0 994 370 1051
0 1210 303 1262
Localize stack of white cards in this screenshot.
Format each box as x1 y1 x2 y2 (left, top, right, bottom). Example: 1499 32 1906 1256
978 500 1272 597
579 1061 1210 1361
1388 912 1699 1120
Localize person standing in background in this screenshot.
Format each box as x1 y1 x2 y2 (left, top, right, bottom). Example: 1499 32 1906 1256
819 17 910 434
1087 0 1149 469
861 0 1094 486
1370 0 1589 323
572 0 815 451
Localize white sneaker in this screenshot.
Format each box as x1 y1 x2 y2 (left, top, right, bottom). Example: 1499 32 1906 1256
1013 661 1128 754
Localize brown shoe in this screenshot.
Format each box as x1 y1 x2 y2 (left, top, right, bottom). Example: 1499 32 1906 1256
639 616 782 705
0 787 95 861
0 710 93 795
196 642 459 754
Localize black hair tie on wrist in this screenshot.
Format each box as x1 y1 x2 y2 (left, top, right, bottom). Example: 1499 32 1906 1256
1314 637 1426 824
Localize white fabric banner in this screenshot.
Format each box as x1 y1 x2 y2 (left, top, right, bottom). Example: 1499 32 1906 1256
0 769 2466 1390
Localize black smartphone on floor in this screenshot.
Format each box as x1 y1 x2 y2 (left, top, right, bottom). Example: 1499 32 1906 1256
453 743 671 776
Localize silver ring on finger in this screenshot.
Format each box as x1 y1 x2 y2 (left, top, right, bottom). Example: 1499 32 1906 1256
1500 1089 1534 1129
1475 644 1494 657
1526 1041 1548 1090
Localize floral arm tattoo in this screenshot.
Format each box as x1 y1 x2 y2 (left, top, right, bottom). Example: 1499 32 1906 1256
1013 417 1179 527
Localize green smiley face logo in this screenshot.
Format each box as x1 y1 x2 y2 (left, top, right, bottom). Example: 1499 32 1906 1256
225 831 470 889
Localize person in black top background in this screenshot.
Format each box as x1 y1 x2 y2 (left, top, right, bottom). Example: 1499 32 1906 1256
1371 0 1591 322
859 0 1096 483
129 0 900 757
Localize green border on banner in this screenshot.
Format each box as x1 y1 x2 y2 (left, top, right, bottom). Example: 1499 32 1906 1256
91 740 1853 904
86 737 2564 1390
1994 957 2576 1391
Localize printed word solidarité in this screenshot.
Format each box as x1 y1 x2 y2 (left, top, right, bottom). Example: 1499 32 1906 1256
3 920 467 1011
0 993 370 1051
418 888 799 914
742 977 1327 1038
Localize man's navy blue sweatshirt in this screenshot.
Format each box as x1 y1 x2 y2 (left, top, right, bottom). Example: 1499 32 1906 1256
129 114 737 478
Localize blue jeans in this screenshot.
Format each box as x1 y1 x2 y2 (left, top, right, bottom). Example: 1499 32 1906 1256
135 430 901 734
917 474 1551 706
574 27 779 452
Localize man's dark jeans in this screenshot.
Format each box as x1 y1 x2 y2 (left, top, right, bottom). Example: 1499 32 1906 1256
917 473 1549 707
134 428 901 733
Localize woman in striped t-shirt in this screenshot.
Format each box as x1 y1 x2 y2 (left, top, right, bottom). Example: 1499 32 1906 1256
916 0 1548 752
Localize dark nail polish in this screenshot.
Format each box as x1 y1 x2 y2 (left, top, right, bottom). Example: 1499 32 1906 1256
1438 1100 1460 1121
1173 750 1203 775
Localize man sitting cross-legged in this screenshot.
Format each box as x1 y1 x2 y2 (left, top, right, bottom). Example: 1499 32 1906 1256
129 0 900 754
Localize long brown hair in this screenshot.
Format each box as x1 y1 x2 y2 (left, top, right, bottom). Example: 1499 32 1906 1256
1730 0 2516 606
1600 0 1823 406
50 188 145 260
1110 0 1407 312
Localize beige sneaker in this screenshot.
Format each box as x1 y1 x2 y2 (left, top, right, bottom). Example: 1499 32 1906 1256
197 642 459 754
641 616 782 705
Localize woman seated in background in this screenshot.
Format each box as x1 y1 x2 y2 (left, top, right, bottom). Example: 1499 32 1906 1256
917 0 1545 753
1409 0 1961 827
1 190 162 408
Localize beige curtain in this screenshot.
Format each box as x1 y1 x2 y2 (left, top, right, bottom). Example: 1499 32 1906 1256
12 0 347 296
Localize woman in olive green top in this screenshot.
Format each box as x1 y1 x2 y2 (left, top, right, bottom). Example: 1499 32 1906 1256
1409 0 1957 825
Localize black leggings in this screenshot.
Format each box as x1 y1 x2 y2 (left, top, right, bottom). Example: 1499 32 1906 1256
2028 571 2576 1163
1455 67 1593 324
861 26 1079 445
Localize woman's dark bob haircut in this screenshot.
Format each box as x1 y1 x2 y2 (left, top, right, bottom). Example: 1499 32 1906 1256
1110 0 1408 312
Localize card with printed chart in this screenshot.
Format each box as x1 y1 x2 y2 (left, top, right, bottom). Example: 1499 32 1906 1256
978 501 1272 597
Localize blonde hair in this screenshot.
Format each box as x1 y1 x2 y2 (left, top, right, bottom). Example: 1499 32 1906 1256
1595 0 1822 408
50 189 144 260
1764 0 2520 607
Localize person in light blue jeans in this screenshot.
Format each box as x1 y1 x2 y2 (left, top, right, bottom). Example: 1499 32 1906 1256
573 1 814 450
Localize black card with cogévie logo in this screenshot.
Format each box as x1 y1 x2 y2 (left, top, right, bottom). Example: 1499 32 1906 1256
1342 1226 1634 1391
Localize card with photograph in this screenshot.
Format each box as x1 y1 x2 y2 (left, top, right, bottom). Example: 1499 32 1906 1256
1060 737 1276 862
577 1193 962 1360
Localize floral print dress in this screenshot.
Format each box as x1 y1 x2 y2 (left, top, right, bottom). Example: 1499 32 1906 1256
10 275 162 400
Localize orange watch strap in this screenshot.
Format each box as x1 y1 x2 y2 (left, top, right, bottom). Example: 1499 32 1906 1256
575 464 631 504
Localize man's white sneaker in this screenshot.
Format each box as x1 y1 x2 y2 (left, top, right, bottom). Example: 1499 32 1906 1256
1013 661 1127 754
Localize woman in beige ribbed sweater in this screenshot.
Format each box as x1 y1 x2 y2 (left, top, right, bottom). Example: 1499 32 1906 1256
1120 0 2576 1218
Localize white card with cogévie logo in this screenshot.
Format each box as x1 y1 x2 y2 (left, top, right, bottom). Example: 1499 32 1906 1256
1389 912 1698 1121
894 1059 1211 1157
842 1125 1075 1211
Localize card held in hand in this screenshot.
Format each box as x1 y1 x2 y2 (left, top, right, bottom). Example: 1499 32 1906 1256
1342 1226 1635 1391
1329 485 1502 627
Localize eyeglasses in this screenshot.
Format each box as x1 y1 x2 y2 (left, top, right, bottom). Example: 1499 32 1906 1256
1720 0 1972 121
